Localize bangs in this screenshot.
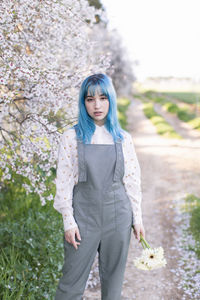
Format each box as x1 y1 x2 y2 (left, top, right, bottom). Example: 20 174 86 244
86 83 109 98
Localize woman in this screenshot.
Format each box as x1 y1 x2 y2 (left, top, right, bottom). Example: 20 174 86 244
53 73 145 300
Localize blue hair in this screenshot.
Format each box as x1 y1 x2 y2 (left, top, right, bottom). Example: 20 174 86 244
72 74 125 144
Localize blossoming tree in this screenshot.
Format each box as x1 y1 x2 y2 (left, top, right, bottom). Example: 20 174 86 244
89 22 136 96
0 0 110 204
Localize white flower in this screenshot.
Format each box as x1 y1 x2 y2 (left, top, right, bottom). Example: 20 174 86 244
134 257 150 271
134 236 167 271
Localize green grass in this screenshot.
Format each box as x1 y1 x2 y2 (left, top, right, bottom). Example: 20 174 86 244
161 92 200 104
184 194 200 259
0 172 64 299
151 97 166 104
143 103 182 139
142 91 200 130
142 91 167 104
141 90 200 105
142 90 155 99
117 97 131 130
188 117 200 130
163 102 197 124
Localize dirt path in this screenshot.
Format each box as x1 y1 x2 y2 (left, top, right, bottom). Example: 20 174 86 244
153 102 200 141
84 98 200 299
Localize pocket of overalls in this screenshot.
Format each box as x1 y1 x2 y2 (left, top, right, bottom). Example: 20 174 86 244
72 186 91 226
114 185 132 208
114 184 133 229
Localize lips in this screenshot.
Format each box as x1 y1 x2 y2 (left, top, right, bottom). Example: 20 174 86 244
94 112 102 115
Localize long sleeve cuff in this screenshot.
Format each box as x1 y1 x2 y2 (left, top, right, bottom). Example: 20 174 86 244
61 208 78 231
132 212 143 226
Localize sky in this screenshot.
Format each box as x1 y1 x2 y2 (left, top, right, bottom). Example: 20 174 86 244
102 0 200 81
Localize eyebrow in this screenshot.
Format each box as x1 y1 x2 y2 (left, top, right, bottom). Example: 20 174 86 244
85 94 106 98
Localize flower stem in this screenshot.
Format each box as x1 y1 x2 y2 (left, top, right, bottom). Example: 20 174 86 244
140 234 151 249
140 239 146 249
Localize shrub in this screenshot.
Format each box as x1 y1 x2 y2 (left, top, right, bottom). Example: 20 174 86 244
143 103 155 118
143 103 182 139
143 90 155 99
156 123 174 135
117 97 131 130
177 109 195 122
152 97 166 104
151 116 165 125
185 194 200 259
164 102 179 113
0 168 62 299
188 117 200 130
0 198 64 299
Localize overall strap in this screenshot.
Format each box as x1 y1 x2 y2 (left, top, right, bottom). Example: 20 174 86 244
74 126 87 182
113 138 124 182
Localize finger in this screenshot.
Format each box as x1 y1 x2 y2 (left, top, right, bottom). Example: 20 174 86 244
76 229 82 241
72 234 81 250
72 238 78 250
133 227 139 240
141 228 145 239
133 230 137 239
135 230 140 241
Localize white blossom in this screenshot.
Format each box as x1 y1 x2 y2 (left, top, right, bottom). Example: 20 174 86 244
0 0 110 202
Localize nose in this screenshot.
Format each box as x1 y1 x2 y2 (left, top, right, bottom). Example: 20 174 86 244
94 98 101 109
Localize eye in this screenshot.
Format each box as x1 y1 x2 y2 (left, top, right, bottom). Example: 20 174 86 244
100 96 108 100
85 97 94 102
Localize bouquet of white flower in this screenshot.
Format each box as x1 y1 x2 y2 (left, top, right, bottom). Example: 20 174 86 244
133 234 167 271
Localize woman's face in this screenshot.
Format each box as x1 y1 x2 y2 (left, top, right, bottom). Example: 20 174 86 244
85 89 109 126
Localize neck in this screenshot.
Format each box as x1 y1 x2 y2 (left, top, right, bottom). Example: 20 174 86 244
95 121 105 127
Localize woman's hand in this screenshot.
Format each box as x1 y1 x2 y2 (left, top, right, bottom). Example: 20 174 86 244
64 226 81 250
132 223 145 242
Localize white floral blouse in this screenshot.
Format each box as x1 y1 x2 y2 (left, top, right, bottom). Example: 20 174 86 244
53 124 143 231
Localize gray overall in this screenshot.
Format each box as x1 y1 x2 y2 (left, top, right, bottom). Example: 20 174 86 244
55 128 134 300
